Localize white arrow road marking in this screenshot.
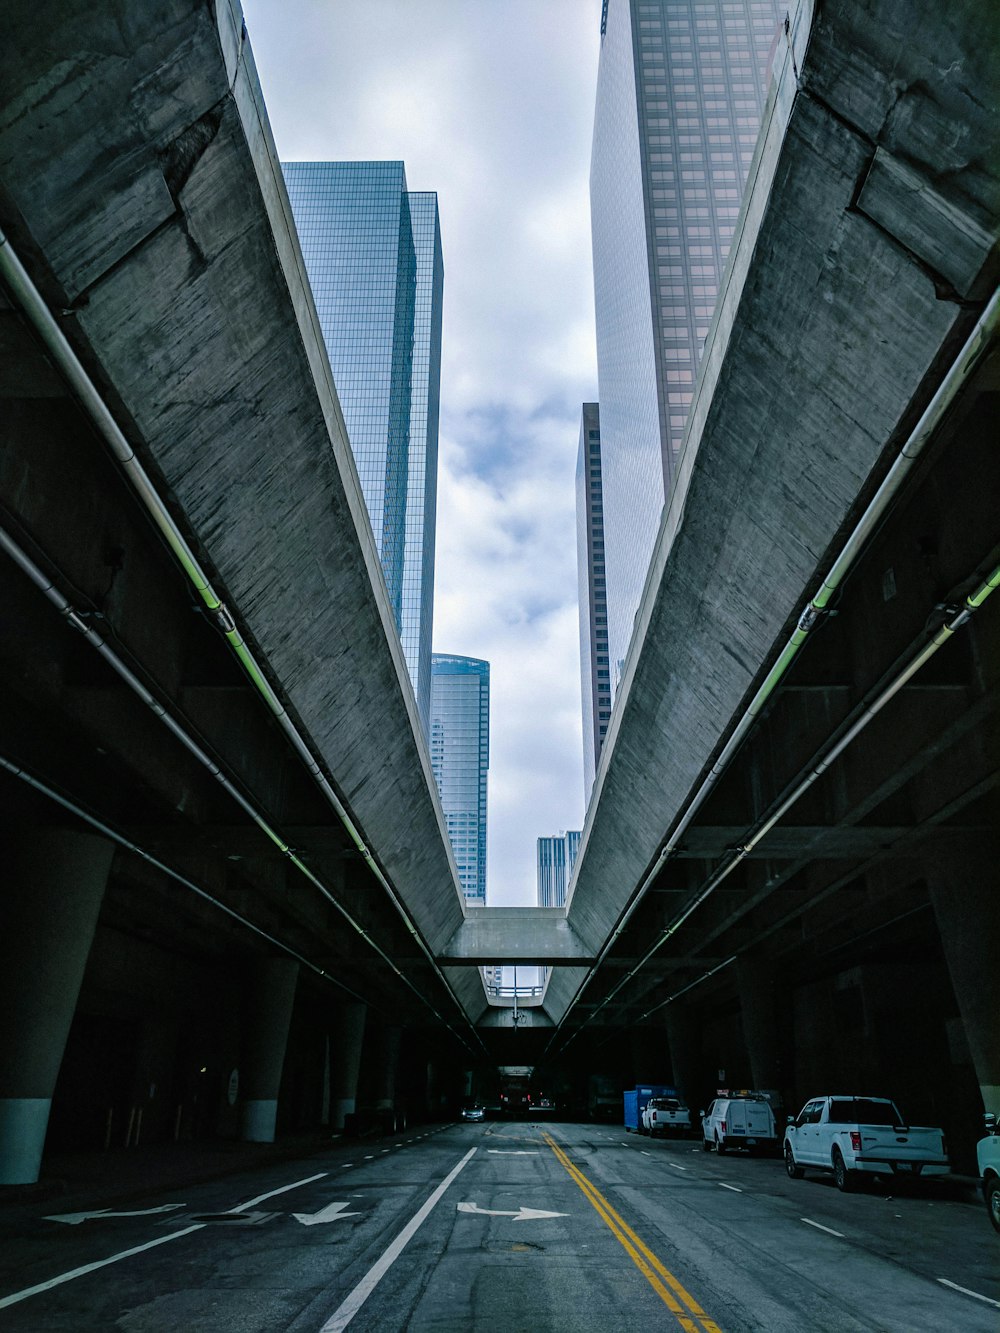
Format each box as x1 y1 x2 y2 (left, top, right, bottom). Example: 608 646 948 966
456 1202 568 1221
292 1201 360 1226
486 1149 538 1155
44 1204 186 1226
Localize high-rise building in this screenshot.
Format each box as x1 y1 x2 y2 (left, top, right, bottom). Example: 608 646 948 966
576 403 612 799
536 831 582 908
590 0 782 679
429 654 490 904
282 162 443 733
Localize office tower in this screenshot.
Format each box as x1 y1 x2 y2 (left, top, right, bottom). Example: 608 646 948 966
576 403 612 799
282 162 443 733
590 0 783 679
536 831 582 908
429 655 490 904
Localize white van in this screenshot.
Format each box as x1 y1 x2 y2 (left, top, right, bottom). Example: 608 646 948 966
701 1094 777 1154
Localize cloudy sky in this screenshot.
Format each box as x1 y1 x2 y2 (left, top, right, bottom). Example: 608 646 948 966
241 0 604 905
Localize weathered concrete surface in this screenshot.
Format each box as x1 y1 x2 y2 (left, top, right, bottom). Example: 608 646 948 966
546 0 1000 1024
439 910 594 966
0 1 486 1021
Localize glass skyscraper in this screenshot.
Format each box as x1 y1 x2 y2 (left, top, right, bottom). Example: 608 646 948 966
429 654 490 904
590 0 782 680
282 162 443 733
576 403 612 800
536 831 582 909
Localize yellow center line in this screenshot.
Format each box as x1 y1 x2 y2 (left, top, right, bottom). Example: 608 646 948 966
542 1131 723 1333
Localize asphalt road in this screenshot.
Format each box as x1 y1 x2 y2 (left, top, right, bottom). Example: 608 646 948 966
0 1122 996 1331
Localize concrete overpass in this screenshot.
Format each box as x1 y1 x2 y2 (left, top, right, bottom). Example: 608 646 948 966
0 0 997 1182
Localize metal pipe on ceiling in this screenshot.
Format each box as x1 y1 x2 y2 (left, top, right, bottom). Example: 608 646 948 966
548 284 999 1053
0 226 483 1053
0 520 480 1053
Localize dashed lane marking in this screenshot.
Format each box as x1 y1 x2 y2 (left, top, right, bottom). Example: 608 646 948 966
801 1218 845 1238
717 1184 742 1193
937 1279 1000 1310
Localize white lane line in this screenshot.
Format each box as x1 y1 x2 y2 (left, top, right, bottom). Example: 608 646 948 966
668 1163 688 1172
340 1164 354 1169
640 1150 652 1156
937 1279 1000 1310
717 1183 742 1193
0 1226 206 1310
363 1155 374 1160
232 1172 328 1212
801 1218 845 1238
318 1147 478 1332
0 1171 329 1310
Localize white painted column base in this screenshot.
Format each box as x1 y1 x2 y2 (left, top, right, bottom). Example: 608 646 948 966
241 1098 278 1143
0 1098 51 1184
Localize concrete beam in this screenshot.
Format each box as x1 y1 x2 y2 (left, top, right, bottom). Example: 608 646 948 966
438 910 595 966
546 0 1000 1027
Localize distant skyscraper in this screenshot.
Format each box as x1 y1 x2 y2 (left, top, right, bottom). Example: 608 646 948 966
429 655 490 904
590 0 782 679
536 831 582 908
283 162 443 733
576 403 612 799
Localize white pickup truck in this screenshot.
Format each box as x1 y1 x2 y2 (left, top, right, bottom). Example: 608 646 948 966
641 1095 692 1136
784 1095 949 1191
976 1113 1000 1233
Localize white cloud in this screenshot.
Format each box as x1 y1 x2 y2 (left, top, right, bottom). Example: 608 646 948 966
242 0 603 903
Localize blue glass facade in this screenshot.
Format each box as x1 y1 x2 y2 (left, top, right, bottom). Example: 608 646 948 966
282 162 443 733
576 404 612 801
590 0 782 680
536 831 582 908
429 655 490 904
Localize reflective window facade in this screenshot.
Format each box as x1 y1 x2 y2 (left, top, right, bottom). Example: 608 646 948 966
590 0 782 676
282 162 443 734
429 655 490 904
576 404 612 801
536 831 582 908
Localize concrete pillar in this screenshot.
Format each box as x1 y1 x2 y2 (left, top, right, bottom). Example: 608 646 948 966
239 957 299 1143
664 1005 701 1111
373 1025 402 1113
736 954 782 1094
0 829 115 1183
329 1000 366 1131
928 861 1000 1116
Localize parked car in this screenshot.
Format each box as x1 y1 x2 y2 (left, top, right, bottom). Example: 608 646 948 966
701 1093 777 1154
976 1113 1000 1234
783 1095 949 1191
461 1104 485 1123
623 1084 676 1133
642 1095 692 1137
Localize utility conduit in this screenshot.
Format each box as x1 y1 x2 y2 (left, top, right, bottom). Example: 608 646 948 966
0 523 477 1055
0 751 372 1009
549 285 999 1052
0 228 481 1049
572 550 1000 1044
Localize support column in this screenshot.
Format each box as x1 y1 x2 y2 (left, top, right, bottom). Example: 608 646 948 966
329 1000 366 1131
736 953 782 1094
928 859 1000 1116
239 957 299 1143
664 1004 701 1111
0 829 114 1183
373 1025 402 1126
